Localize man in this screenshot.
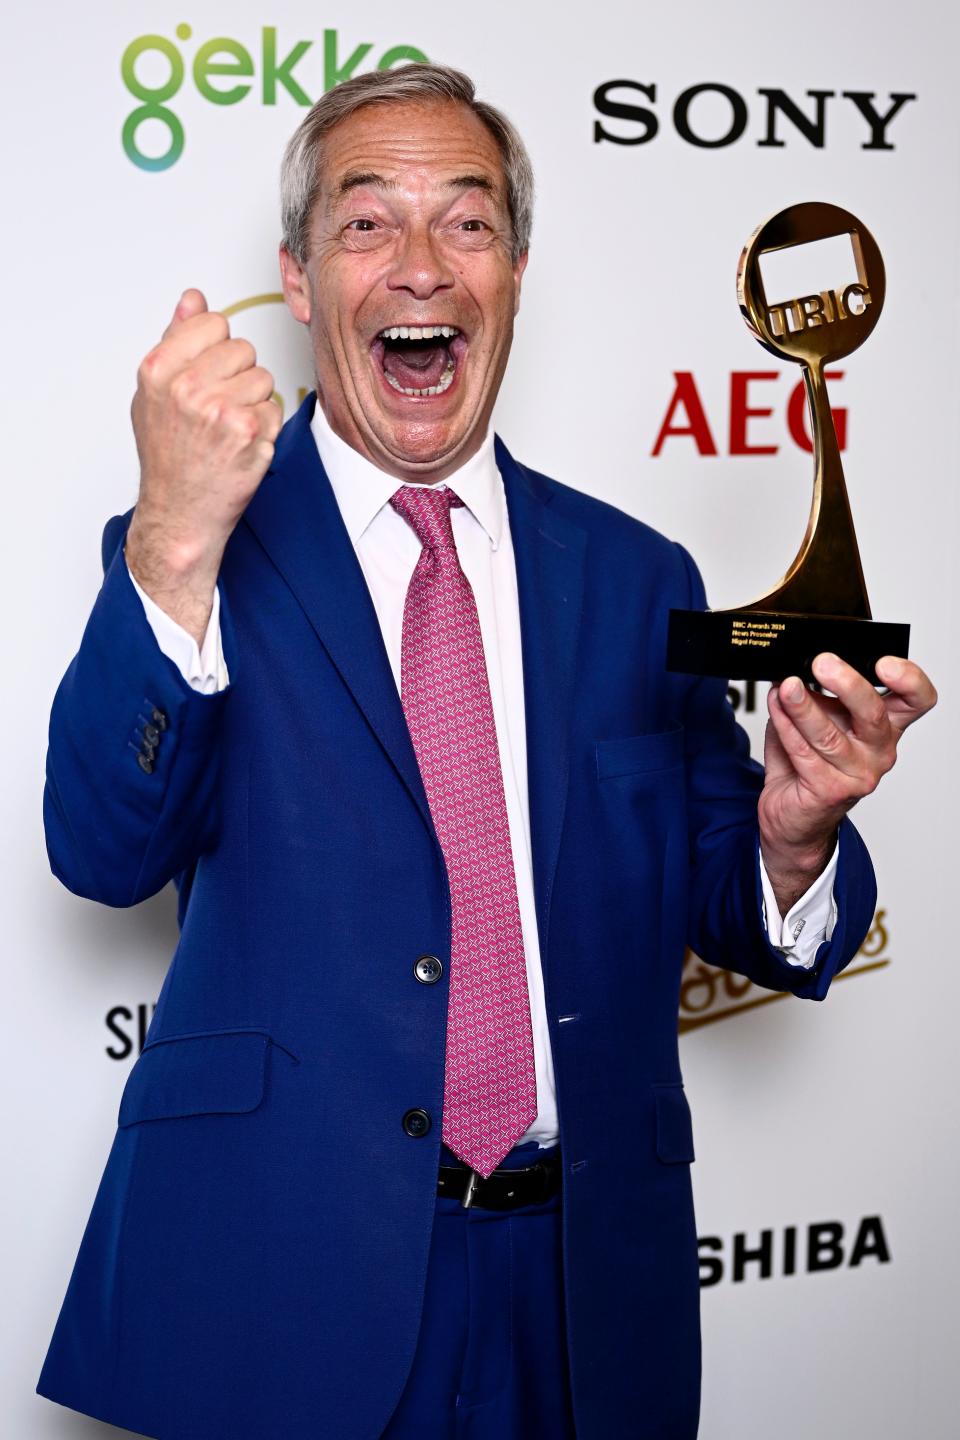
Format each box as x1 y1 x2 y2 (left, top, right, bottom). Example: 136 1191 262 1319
36 64 934 1440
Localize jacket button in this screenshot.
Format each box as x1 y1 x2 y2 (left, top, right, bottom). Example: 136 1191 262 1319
413 955 443 985
151 707 168 732
143 723 160 746
402 1108 432 1138
137 753 154 775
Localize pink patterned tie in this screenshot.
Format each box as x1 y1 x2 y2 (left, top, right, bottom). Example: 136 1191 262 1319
390 484 537 1179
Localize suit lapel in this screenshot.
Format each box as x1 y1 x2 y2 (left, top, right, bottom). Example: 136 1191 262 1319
497 438 587 961
242 395 435 839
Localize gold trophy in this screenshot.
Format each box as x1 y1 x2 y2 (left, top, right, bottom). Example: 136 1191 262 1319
667 201 909 683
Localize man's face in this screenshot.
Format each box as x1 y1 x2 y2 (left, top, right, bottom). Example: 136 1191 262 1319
280 100 527 482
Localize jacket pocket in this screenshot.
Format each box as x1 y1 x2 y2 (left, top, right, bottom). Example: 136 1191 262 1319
596 724 684 780
117 1028 279 1127
652 1081 696 1164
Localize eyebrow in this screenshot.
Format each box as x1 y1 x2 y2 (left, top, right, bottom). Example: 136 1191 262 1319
337 171 395 196
446 174 497 196
335 171 498 199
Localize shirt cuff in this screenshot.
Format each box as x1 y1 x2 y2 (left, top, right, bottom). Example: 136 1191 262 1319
759 839 839 970
126 556 230 694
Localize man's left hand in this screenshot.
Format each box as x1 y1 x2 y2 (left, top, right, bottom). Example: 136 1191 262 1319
758 653 937 915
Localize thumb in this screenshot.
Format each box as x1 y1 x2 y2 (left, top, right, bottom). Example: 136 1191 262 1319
169 287 209 328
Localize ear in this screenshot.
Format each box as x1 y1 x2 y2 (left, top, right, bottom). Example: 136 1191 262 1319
279 245 311 325
512 250 529 317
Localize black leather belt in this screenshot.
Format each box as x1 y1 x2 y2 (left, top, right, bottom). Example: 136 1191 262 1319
437 1150 562 1210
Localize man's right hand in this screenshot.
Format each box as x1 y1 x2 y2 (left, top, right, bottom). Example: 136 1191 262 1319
124 288 282 648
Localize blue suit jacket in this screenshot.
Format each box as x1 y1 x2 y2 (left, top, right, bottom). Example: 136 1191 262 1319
37 393 876 1439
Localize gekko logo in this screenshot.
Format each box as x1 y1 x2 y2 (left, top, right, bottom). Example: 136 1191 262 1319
120 25 429 172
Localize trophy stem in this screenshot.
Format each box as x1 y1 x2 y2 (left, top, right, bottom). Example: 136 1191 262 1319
742 359 872 620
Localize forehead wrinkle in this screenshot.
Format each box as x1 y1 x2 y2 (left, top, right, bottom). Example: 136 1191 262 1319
326 168 505 224
322 111 506 189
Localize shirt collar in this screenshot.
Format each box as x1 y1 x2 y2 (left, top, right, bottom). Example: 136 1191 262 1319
309 395 503 551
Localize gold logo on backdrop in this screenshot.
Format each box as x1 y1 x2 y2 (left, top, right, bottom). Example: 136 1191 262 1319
221 292 312 418
679 909 890 1033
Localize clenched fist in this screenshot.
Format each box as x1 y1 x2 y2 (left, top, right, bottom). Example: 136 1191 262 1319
124 288 282 646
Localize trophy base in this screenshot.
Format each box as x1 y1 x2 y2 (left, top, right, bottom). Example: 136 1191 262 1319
667 609 910 684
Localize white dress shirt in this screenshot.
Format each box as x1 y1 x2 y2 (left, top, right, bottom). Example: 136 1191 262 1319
127 402 838 1149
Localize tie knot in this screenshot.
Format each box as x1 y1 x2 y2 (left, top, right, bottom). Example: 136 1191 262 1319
390 484 464 553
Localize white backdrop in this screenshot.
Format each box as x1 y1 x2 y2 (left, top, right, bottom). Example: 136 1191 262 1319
4 2 957 1435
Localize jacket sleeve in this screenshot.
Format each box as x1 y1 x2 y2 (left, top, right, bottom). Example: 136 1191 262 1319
675 542 877 1002
43 510 235 907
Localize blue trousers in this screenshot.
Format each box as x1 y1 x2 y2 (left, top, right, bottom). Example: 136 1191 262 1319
381 1141 577 1438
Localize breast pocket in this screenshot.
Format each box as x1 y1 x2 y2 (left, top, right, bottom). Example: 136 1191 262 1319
117 1027 294 1127
595 724 684 781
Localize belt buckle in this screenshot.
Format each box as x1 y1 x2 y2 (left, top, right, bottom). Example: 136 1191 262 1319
458 1154 556 1210
460 1168 481 1210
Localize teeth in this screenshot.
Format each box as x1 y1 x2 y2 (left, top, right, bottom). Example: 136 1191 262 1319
384 358 456 397
379 324 460 341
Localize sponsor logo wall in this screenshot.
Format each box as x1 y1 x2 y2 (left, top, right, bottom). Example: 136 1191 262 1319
5 2 957 1435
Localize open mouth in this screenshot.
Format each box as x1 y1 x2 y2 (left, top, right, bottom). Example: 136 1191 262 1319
371 324 467 398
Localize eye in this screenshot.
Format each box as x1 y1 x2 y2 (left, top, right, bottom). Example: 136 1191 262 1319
345 218 378 232
458 219 488 232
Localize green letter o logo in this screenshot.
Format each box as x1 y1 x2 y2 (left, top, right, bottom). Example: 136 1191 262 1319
122 104 185 172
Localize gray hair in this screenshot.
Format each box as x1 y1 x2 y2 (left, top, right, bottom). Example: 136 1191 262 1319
280 63 534 265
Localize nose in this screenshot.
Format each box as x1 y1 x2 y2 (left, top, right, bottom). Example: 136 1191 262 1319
386 224 455 301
